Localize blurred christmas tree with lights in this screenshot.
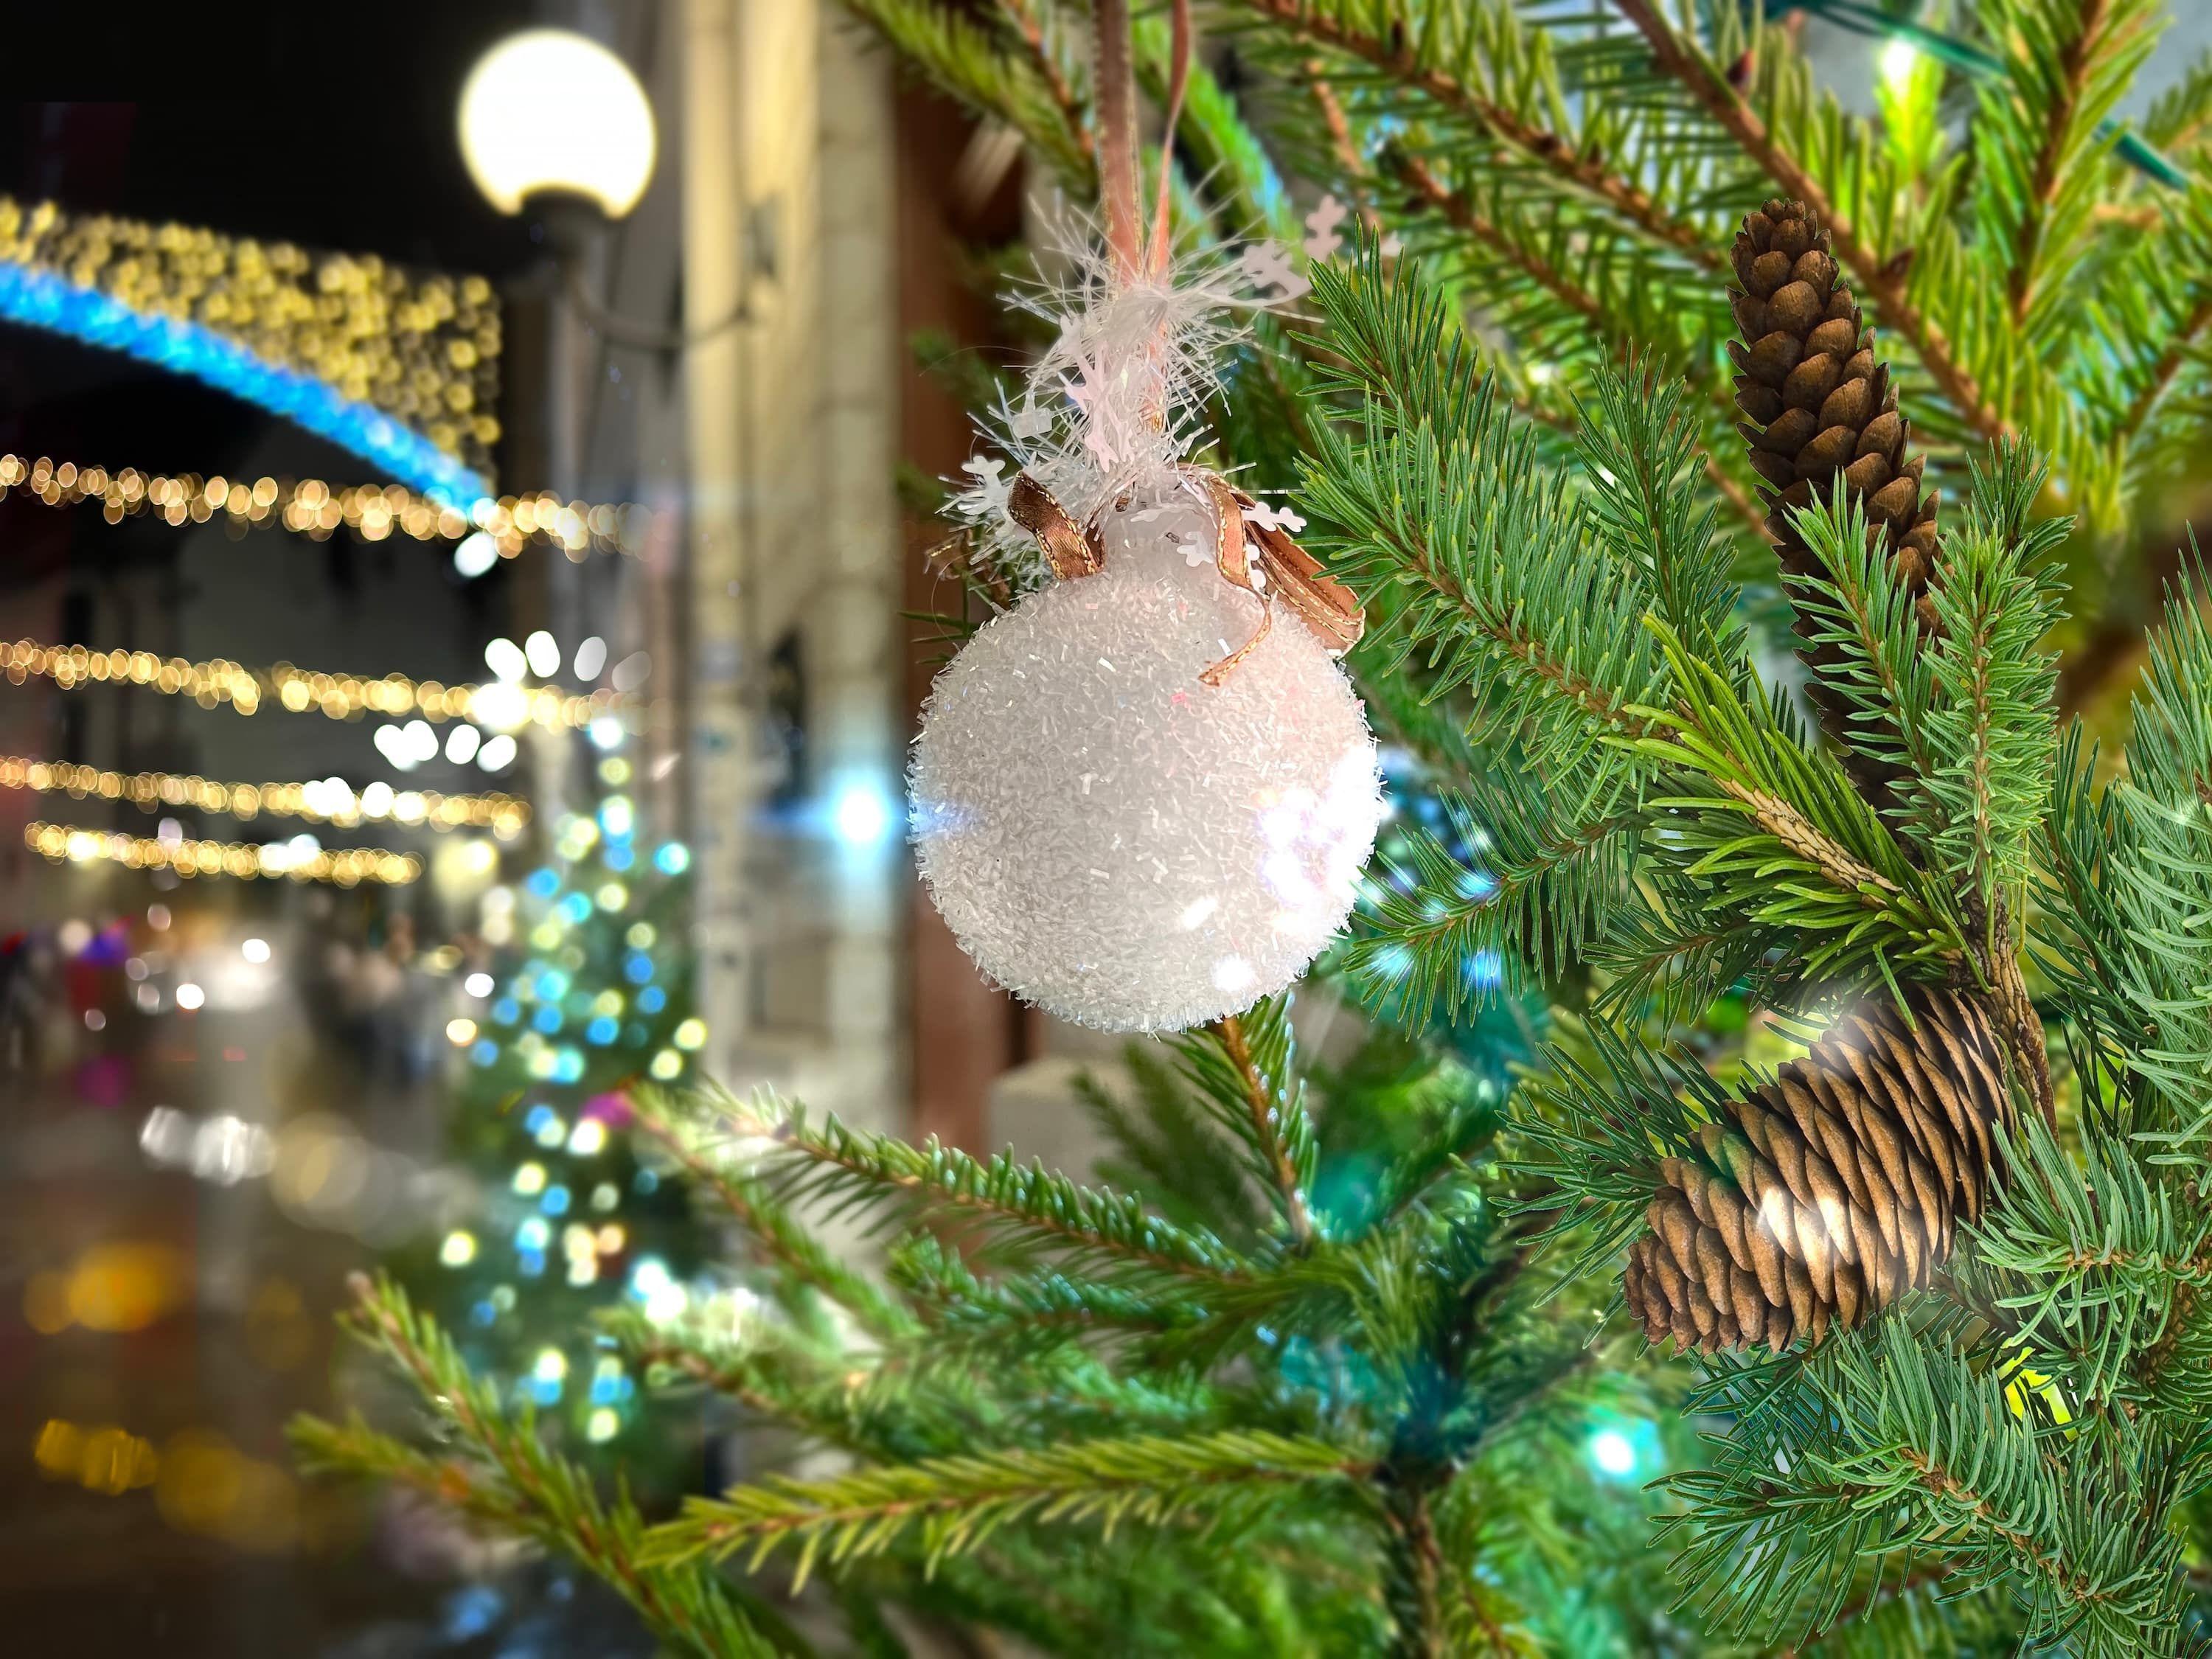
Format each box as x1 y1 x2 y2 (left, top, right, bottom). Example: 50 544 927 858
387 719 710 1486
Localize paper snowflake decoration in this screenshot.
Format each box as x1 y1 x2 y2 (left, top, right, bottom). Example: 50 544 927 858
960 455 1013 521
1237 243 1310 303
1303 196 1348 262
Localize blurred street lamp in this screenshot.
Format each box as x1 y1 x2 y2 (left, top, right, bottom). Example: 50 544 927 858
456 27 741 351
459 29 657 222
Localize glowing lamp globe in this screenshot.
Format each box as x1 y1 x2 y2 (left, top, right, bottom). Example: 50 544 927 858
459 29 658 219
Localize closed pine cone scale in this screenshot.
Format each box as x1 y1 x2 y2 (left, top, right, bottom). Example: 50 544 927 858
1730 199 1943 810
1622 987 2012 1354
1730 198 1941 601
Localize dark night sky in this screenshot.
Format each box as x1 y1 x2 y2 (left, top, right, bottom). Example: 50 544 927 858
0 3 543 271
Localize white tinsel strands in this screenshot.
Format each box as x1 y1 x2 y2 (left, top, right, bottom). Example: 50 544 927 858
911 497 1382 1032
946 262 1267 596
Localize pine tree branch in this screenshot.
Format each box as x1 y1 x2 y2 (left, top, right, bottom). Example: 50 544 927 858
1349 781 1638 1018
1978 1119 2212 1403
1382 1485 1447 1658
1976 0 2166 349
2003 0 2115 327
299 1416 541 1534
1391 156 1770 539
840 0 1094 191
1779 488 1947 807
297 1278 776 1659
1241 0 1722 269
2115 292 2212 448
1313 261 1967 982
891 1242 1206 1355
1672 1324 2191 1648
995 0 1092 167
1888 1446 2100 1608
668 1086 1251 1283
2143 46 2212 157
2135 1217 2209 1399
633 1102 922 1342
1573 355 1752 654
1306 380 1667 759
1712 780 1896 901
1988 944 2057 1133
1390 153 1601 321
613 1324 964 1465
636 1339 804 1423
1214 1012 1317 1246
1308 66 1366 181
1781 1560 1952 1656
1070 1052 1271 1243
1608 0 2011 443
1588 911 1773 1026
1630 634 1975 982
648 1430 1373 1579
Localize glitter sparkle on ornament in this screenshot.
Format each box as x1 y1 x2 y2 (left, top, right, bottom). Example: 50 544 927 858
910 490 1384 1033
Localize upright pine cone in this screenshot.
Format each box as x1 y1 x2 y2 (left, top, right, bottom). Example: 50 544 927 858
1623 988 2011 1353
1729 199 1940 808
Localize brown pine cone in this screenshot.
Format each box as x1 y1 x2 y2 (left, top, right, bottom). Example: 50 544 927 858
1622 987 2011 1354
1729 199 1941 810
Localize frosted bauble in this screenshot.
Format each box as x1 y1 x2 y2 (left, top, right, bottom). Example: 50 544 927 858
910 499 1384 1033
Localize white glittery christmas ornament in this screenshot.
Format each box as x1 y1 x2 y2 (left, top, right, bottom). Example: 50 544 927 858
911 492 1385 1033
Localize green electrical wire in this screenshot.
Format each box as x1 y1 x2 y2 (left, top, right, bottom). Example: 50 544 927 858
1771 0 2191 187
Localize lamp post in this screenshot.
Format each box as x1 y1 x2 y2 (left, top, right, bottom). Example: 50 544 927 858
458 28 658 228
459 27 737 347
456 21 754 1094
456 26 662 494
454 24 669 863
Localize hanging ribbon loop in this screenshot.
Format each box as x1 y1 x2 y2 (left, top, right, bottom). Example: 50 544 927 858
1004 468 1364 685
1007 473 1102 580
1193 473 1271 686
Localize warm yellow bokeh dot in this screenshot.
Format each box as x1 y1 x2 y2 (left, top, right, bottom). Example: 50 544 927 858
65 1241 188 1333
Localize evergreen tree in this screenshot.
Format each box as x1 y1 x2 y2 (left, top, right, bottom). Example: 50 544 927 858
294 5 2212 1653
382 743 708 1491
1304 218 2212 1650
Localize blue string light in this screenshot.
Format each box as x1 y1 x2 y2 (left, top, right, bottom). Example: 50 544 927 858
0 260 491 501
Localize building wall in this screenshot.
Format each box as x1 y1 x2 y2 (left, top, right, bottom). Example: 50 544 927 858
681 0 905 1135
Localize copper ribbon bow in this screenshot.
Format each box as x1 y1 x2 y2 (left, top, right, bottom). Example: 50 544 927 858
1006 471 1363 686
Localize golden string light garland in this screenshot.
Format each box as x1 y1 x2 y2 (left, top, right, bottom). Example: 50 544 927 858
25 822 422 887
0 757 529 838
0 453 650 561
3 639 625 730
0 195 501 477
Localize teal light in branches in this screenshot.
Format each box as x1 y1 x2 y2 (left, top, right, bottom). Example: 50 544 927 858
1332 751 1541 1091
